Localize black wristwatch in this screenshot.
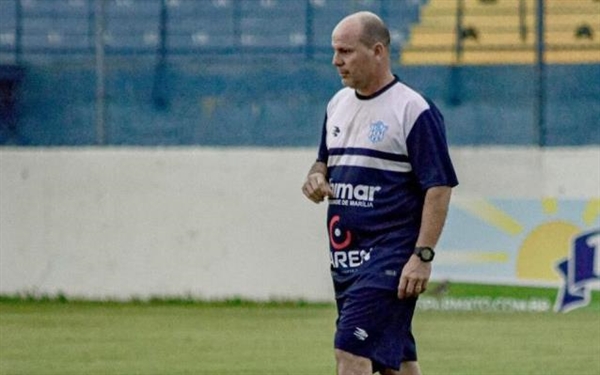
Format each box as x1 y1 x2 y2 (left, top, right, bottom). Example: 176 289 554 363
414 246 435 262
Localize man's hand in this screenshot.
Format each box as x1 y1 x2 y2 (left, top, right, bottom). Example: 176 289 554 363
398 254 431 299
302 172 334 203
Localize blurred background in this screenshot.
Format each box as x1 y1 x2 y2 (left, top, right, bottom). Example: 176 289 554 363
0 0 598 146
0 0 599 310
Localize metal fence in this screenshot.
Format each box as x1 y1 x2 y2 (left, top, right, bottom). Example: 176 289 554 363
0 0 598 147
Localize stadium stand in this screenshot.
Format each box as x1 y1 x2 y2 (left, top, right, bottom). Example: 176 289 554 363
239 0 305 48
0 0 424 60
401 0 600 65
0 1 17 63
544 1 600 63
104 0 162 52
168 0 238 51
4 0 92 55
0 0 597 147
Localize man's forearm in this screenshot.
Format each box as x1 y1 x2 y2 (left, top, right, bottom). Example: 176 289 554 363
416 186 452 248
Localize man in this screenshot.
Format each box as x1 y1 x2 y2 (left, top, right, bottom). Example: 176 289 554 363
301 11 458 375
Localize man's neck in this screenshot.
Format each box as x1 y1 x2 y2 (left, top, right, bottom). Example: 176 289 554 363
356 72 395 97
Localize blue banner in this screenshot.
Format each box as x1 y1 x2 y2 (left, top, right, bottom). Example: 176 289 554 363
555 230 600 312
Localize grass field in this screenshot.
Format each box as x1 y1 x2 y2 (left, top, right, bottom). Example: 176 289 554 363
1 285 599 375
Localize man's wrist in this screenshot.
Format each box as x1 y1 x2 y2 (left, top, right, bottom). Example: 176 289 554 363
414 246 435 262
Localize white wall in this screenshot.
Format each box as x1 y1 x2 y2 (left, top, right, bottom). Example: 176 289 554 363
1 147 598 300
450 147 600 198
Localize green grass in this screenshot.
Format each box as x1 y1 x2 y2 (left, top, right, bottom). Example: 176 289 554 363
1 285 599 375
417 310 600 375
0 301 336 375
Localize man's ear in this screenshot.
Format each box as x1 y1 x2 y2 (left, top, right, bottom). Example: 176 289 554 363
373 42 385 60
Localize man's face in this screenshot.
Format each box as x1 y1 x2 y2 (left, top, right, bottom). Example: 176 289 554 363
331 20 376 92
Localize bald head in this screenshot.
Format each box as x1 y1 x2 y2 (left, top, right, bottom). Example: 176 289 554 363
336 11 391 50
331 11 394 95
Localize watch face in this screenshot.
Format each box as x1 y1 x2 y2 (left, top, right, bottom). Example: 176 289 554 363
417 247 435 262
421 248 434 261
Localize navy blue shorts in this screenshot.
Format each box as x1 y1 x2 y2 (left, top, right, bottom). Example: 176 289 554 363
334 288 418 372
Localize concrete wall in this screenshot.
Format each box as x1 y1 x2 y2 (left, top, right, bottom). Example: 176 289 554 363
1 147 599 300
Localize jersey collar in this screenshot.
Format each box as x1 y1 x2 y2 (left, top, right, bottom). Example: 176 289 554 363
355 75 399 100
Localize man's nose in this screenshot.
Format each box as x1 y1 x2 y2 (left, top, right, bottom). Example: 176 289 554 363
332 52 342 66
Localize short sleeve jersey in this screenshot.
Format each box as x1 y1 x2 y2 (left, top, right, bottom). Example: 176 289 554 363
317 76 458 294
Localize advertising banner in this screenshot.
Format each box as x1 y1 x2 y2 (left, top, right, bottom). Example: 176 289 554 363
435 198 600 312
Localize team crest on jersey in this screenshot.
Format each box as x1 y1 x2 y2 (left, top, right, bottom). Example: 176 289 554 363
368 121 388 143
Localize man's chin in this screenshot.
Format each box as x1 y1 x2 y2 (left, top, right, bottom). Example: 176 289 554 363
340 77 354 88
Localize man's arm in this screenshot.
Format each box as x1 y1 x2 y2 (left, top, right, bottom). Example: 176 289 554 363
301 161 334 203
415 185 452 249
398 185 452 299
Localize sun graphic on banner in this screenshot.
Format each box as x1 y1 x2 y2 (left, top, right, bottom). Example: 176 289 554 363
453 198 600 282
516 220 580 281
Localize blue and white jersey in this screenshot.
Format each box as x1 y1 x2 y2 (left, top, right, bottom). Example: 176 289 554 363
316 76 458 293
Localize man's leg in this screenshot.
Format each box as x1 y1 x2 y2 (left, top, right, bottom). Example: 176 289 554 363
335 349 372 375
380 361 422 375
334 290 419 375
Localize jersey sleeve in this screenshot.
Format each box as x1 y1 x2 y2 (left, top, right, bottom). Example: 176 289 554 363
316 114 329 163
406 101 459 190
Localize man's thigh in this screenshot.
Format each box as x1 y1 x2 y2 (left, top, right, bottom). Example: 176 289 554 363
380 361 422 375
335 350 422 375
335 349 371 375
